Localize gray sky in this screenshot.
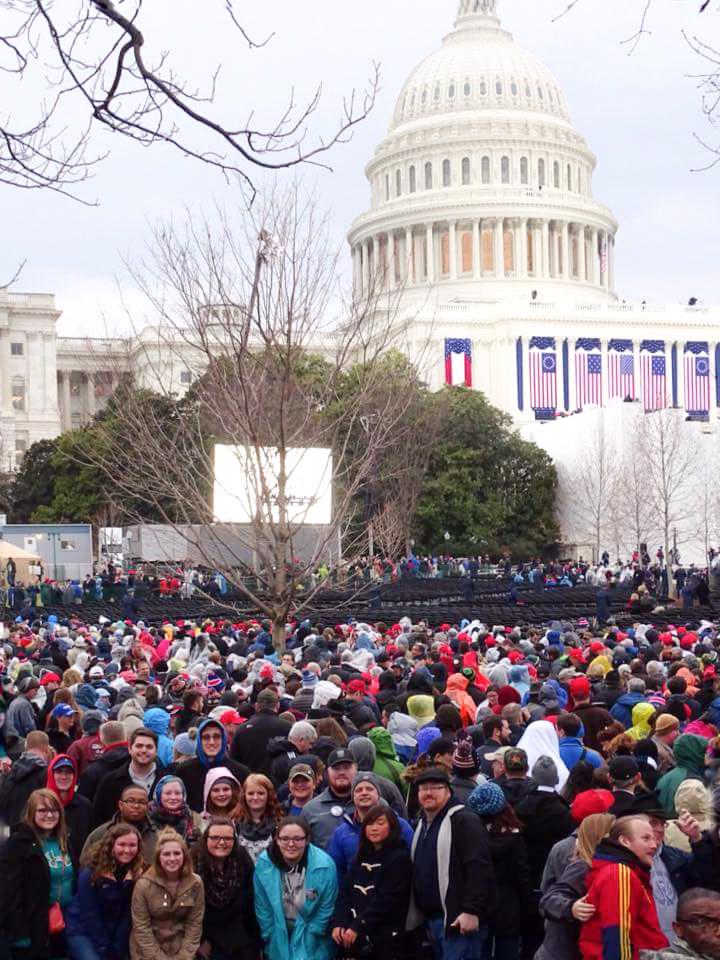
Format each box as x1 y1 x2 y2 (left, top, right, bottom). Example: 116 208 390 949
2 0 719 335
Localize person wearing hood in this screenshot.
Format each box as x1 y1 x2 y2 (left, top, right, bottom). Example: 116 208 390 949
202 765 244 823
147 775 202 844
174 717 250 813
509 664 531 700
557 714 604 770
0 729 52 827
517 719 571 791
580 815 668 960
66 709 104 776
75 683 99 713
143 707 174 767
47 753 92 868
657 735 710 817
368 725 408 797
327 772 414 881
609 679 649 729
665 780 714 853
118 696 146 739
387 709 418 764
627 702 656 741
445 673 477 728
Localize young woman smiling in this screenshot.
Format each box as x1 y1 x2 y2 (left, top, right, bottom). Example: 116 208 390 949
236 773 284 863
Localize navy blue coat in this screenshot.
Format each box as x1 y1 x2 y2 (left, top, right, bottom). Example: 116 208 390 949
65 867 134 959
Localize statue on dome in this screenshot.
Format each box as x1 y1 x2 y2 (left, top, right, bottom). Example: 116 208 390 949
459 0 498 16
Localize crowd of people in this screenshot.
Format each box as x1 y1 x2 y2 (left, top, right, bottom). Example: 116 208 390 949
2 610 720 960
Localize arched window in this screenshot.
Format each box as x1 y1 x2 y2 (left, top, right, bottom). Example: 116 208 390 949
448 82 456 99
511 80 518 96
548 87 554 103
461 157 471 185
520 157 529 185
566 164 572 191
424 161 433 189
495 79 503 96
538 158 545 187
434 83 441 102
481 156 491 184
385 174 390 201
442 158 451 187
396 169 402 197
553 161 560 188
501 156 511 184
480 79 488 96
537 85 544 100
463 81 471 97
461 231 473 273
410 91 416 109
409 165 416 193
577 168 583 194
525 81 532 98
421 86 428 105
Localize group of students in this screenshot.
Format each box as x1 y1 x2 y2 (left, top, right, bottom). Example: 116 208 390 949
2 611 720 960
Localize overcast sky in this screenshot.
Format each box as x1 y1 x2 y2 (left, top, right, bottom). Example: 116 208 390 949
2 0 719 335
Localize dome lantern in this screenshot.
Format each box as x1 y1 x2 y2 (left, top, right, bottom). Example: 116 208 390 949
455 0 501 29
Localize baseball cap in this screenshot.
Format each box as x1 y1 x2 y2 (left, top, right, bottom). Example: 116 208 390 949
218 709 243 725
655 714 680 735
608 755 639 783
484 745 514 763
52 703 75 718
288 763 315 782
328 748 356 768
504 747 529 773
570 789 615 824
89 665 104 679
39 672 61 686
52 756 75 770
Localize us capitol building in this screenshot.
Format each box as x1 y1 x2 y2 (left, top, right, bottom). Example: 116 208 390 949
5 0 720 553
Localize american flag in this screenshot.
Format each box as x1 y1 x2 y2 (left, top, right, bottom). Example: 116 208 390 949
575 348 602 408
641 342 666 411
684 343 710 414
444 338 472 387
608 342 635 400
530 349 557 410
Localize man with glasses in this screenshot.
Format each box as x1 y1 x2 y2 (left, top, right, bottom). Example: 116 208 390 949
175 717 249 812
407 767 494 960
641 888 720 959
80 784 158 863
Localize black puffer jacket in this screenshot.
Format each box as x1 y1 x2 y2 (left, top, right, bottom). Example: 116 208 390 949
486 830 533 937
0 823 52 958
515 788 574 889
77 744 129 800
0 753 48 827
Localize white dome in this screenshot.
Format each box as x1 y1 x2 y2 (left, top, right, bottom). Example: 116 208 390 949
391 1 571 132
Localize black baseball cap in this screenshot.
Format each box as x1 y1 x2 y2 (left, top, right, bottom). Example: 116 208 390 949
328 748 356 768
608 756 639 783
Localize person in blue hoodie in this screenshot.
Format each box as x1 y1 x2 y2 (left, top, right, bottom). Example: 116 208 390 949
327 773 414 881
556 714 604 771
142 708 174 768
609 678 649 729
173 717 250 813
66 822 145 960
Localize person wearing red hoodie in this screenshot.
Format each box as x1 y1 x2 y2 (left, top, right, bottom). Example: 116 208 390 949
580 815 668 960
47 753 92 869
445 672 477 727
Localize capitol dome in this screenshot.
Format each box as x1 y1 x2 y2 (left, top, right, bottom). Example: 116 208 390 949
348 0 618 303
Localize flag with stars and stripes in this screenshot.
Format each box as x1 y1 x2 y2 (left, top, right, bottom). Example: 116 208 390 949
575 340 602 408
641 341 666 412
684 342 710 415
444 338 472 387
608 340 635 401
529 338 557 411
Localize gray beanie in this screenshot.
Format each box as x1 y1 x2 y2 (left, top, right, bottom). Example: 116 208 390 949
351 771 382 797
532 756 559 788
173 731 197 758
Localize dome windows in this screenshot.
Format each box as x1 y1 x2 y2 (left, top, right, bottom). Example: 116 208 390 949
511 80 519 97
461 157 471 185
566 163 572 191
553 161 560 188
385 174 390 202
424 161 433 189
463 81 471 97
481 156 491 184
501 156 511 184
396 169 402 197
495 79 503 96
409 165 416 193
525 81 532 98
421 86 428 106
480 79 488 96
434 83 441 102
537 85 544 100
538 158 546 187
548 87 554 103
448 82 456 100
520 157 529 185
442 158 451 187
410 91 416 109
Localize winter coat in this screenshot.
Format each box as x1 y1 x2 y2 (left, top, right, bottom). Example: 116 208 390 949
657 735 708 817
609 692 648 729
327 811 414 880
0 752 47 826
302 787 355 850
143 708 175 768
197 847 260 960
230 710 292 776
78 744 129 800
63 791 93 868
66 866 135 959
407 802 495 935
627 703 657 741
558 737 604 770
572 702 614 752
253 844 338 960
368 727 408 797
66 733 104 777
331 842 411 958
387 712 418 763
0 822 52 959
81 813 158 866
485 829 533 937
535 857 587 960
130 868 204 960
515 788 575 889
664 780 714 852
445 674 476 727
580 840 667 960
92 758 167 828
267 736 303 787
641 941 714 960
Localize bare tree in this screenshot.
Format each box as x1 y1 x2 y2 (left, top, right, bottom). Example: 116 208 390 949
0 2 378 199
76 185 427 649
614 433 657 561
560 420 618 563
636 409 699 592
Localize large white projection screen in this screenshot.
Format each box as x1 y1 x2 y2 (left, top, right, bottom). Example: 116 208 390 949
213 445 333 525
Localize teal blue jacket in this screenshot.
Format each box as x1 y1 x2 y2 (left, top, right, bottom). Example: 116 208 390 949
253 843 338 960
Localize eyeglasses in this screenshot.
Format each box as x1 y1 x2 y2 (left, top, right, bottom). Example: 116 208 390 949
678 915 720 930
277 836 307 845
202 733 222 741
121 798 148 807
418 784 448 792
207 835 234 845
37 808 59 816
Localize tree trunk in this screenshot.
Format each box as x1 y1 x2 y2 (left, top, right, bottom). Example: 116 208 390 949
272 616 286 653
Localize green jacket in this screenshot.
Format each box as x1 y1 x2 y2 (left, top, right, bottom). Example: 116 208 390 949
368 726 408 797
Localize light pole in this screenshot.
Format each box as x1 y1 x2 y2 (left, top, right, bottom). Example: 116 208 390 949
47 531 61 580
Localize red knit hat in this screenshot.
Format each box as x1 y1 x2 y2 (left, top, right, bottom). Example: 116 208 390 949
569 676 591 700
571 789 615 824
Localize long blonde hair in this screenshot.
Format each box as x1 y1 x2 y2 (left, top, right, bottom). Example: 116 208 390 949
575 813 615 866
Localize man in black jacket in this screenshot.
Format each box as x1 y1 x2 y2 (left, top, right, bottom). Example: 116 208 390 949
407 766 494 960
0 730 51 827
91 726 166 827
230 688 292 776
77 720 129 799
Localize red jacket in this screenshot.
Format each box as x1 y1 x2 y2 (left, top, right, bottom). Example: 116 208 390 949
580 841 667 960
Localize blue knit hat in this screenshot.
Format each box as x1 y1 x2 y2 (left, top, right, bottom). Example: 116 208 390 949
466 781 506 817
